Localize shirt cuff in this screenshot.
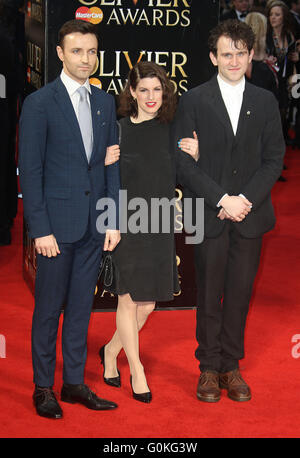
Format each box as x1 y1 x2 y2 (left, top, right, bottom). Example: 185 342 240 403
217 193 228 208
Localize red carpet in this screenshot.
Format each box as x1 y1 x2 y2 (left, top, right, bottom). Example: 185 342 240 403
0 148 300 439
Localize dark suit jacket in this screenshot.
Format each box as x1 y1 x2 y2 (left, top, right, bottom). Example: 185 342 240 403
19 77 120 242
172 75 285 239
221 9 239 21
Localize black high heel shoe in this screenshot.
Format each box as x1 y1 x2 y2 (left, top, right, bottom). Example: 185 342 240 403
130 375 152 403
99 345 121 388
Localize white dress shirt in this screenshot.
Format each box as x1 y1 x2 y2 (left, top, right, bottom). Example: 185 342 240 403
216 74 249 207
60 70 92 119
235 9 247 22
217 74 245 136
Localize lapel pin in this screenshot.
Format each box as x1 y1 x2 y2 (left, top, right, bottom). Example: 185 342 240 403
247 111 251 115
97 110 101 116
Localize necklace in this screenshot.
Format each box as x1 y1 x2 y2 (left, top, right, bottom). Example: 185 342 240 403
273 32 287 62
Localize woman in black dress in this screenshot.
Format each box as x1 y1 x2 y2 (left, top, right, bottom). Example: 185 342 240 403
266 1 295 139
99 62 198 403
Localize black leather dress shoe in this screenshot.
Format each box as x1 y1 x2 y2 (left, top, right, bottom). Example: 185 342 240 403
61 383 118 410
99 345 121 388
130 376 152 403
33 386 63 419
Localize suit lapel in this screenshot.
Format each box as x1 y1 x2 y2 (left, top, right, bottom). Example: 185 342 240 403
52 78 88 163
89 86 102 162
208 76 235 137
235 82 255 143
208 76 255 143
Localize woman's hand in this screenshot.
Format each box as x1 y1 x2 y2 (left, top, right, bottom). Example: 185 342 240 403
104 229 121 251
178 131 199 161
265 55 277 66
105 144 120 166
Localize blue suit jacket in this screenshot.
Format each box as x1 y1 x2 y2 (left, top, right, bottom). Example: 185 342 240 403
19 77 120 243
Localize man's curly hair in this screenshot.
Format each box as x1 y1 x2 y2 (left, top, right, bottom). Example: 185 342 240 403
208 19 255 56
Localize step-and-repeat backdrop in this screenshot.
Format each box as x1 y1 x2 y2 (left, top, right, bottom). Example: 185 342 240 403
23 0 220 310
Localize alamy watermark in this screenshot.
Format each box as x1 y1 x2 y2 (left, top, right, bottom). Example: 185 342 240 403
0 74 6 99
96 190 204 244
291 334 300 359
291 75 300 99
0 335 6 358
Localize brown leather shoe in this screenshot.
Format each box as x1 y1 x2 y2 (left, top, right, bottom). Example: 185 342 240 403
197 371 221 403
219 369 251 402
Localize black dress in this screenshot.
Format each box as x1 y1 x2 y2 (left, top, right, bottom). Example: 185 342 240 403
111 116 179 302
246 60 279 100
266 30 294 111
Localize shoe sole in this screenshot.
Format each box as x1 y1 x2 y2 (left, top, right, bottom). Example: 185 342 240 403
227 393 251 402
35 408 63 419
33 400 63 419
61 395 118 410
196 393 221 403
220 383 251 402
37 412 63 419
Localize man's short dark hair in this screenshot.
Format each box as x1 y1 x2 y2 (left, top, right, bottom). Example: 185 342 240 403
208 19 255 56
58 19 99 49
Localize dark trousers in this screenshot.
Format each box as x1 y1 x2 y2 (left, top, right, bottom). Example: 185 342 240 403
32 227 103 387
194 222 262 373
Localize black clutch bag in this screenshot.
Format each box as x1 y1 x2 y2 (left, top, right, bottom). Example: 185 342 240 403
98 251 115 291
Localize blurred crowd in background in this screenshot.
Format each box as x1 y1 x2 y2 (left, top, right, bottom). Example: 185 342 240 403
221 1 300 152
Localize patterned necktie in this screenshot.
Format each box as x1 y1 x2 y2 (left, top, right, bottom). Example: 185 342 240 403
77 86 93 162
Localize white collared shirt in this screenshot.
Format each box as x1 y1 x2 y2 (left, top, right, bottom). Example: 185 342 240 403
217 74 245 136
235 9 247 22
60 69 92 120
216 75 250 208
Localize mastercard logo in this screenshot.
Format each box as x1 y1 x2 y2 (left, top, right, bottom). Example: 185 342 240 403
89 77 102 89
75 7 104 25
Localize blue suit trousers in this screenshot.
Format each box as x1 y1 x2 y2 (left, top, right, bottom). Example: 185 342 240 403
32 227 103 387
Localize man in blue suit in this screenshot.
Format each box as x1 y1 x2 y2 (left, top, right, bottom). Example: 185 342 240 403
19 20 120 419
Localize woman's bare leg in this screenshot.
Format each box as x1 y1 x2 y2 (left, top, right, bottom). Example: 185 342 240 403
103 296 155 393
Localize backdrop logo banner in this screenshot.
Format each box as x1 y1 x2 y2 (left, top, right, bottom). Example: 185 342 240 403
74 1 190 93
75 6 104 23
90 49 188 94
77 0 191 27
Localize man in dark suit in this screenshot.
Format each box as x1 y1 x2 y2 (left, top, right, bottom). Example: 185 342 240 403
290 0 300 38
221 0 250 21
19 20 120 418
173 20 284 402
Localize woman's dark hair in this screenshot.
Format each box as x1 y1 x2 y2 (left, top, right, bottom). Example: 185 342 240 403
58 19 99 48
208 19 255 56
266 1 295 41
118 61 177 123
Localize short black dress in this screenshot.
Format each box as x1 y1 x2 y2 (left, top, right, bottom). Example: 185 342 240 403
111 116 179 302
